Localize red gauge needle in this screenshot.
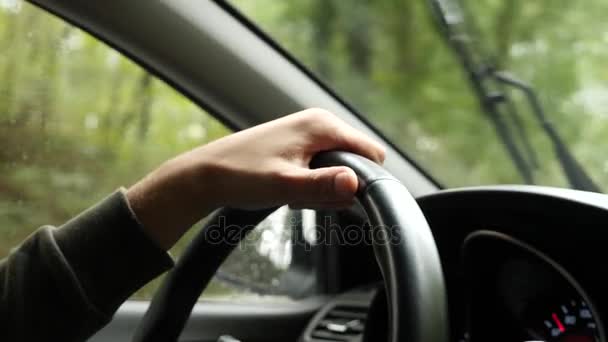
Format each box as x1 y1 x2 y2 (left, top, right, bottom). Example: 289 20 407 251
552 313 566 333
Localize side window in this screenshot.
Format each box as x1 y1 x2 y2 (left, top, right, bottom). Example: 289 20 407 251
193 207 319 301
0 1 318 301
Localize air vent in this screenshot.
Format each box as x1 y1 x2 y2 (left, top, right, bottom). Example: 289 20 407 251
309 305 368 341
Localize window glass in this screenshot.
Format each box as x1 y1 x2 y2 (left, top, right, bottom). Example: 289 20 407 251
230 0 608 191
0 1 317 301
198 207 319 302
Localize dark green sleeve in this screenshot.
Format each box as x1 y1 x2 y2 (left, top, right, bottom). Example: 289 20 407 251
0 190 174 341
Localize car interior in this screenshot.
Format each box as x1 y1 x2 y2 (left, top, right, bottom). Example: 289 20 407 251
7 0 606 341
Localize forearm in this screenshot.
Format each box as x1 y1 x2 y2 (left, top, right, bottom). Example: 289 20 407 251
0 190 173 341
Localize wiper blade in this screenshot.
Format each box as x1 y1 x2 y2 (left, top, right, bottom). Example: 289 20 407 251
429 0 536 184
428 0 600 192
493 72 600 192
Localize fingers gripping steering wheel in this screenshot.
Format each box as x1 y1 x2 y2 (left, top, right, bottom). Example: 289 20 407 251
133 151 449 342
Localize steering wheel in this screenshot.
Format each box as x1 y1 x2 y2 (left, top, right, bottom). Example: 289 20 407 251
133 151 449 342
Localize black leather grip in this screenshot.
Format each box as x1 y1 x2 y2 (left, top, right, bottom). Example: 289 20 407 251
313 151 449 342
310 150 397 189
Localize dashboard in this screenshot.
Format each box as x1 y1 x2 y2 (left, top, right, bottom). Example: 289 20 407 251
298 186 608 342
464 230 602 341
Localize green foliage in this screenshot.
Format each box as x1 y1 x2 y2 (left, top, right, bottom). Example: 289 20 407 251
0 2 230 298
232 0 608 190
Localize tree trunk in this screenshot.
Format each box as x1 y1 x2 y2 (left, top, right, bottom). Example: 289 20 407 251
0 13 19 121
344 1 372 76
137 72 153 141
310 0 335 77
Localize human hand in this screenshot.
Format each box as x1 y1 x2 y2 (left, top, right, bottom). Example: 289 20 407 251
127 108 385 249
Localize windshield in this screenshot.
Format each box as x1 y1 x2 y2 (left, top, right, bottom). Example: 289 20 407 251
229 0 608 192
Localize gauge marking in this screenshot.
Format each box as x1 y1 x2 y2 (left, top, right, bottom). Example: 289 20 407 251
581 309 593 319
552 313 566 333
564 315 576 325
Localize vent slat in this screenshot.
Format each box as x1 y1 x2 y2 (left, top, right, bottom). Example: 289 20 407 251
327 309 367 320
309 305 368 341
311 330 352 341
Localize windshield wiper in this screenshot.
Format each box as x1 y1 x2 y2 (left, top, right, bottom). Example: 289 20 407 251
492 72 600 192
428 0 600 192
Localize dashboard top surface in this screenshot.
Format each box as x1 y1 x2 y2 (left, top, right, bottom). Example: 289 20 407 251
302 185 608 342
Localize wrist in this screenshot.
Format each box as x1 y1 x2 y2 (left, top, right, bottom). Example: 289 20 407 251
126 157 217 250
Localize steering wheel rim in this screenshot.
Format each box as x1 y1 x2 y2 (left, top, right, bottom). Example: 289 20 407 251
133 151 449 342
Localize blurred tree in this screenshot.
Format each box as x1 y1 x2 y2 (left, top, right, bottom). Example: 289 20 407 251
232 0 608 190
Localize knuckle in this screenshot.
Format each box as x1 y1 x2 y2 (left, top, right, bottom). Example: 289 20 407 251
297 108 335 128
272 168 292 184
271 169 294 196
377 147 387 162
308 171 333 199
305 107 334 118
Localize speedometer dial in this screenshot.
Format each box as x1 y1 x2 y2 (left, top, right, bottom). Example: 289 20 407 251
529 298 599 342
464 231 605 342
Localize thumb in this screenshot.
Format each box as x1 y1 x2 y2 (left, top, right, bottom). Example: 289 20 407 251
289 166 359 203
